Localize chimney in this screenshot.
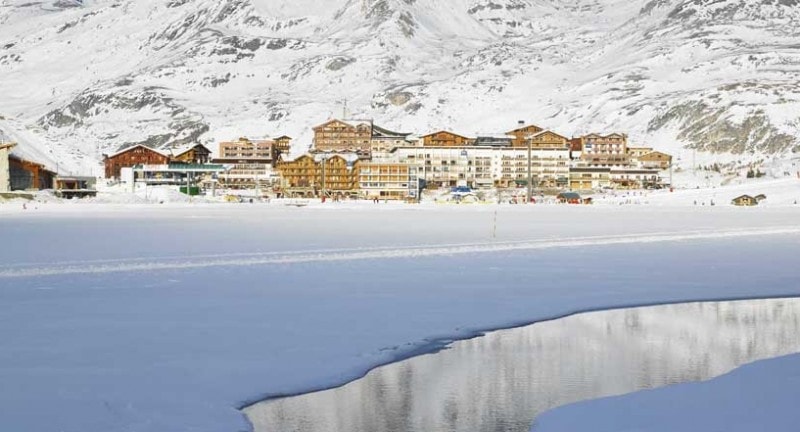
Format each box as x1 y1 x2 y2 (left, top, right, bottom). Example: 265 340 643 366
518 120 525 126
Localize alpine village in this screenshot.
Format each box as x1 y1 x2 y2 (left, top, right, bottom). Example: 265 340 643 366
3 116 691 205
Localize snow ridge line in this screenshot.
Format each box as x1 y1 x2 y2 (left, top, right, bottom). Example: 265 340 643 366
1 227 799 278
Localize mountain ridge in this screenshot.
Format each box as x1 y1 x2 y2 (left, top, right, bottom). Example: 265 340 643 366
1 0 798 174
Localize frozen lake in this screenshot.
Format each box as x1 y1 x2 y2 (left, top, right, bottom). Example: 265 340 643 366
1 203 799 432
245 298 800 432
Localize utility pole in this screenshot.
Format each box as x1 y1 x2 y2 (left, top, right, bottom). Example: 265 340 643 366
340 98 348 119
527 136 533 204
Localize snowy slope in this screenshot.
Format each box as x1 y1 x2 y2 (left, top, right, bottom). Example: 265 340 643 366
1 0 799 174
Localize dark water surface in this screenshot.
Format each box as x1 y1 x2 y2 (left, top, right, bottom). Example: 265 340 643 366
245 298 800 432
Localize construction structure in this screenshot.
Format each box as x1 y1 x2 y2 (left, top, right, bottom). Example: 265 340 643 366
53 176 98 199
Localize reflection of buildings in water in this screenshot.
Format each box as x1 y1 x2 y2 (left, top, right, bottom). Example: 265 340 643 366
245 299 800 432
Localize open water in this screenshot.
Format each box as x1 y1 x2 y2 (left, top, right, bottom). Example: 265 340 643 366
245 298 800 432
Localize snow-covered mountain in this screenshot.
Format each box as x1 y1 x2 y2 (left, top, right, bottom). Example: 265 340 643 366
1 0 799 174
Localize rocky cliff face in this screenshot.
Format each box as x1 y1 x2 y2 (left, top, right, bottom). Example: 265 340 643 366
0 0 798 173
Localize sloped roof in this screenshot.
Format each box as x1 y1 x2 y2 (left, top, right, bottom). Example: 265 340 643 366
421 130 473 140
583 132 627 139
313 119 372 131
170 143 211 157
638 150 672 159
372 124 411 138
507 124 543 134
106 144 171 159
528 130 569 141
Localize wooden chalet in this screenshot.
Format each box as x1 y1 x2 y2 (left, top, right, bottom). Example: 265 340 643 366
637 150 673 170
277 154 360 197
732 195 758 207
421 131 474 147
313 119 373 153
171 144 212 164
506 123 544 147
528 130 570 149
755 194 767 203
273 136 292 159
104 144 170 179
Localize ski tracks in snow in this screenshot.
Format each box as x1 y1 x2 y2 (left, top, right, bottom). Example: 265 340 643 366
2 227 799 279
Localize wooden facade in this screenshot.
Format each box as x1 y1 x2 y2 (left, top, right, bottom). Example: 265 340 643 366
506 124 544 147
273 136 292 160
421 131 474 147
528 130 570 149
637 151 672 170
104 145 170 179
732 195 758 206
277 154 360 196
313 120 372 153
9 156 56 190
172 144 212 164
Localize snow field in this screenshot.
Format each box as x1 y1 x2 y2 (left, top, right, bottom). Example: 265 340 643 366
0 204 799 432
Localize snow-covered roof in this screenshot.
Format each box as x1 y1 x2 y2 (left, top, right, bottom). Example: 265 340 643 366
105 144 171 159
170 143 211 157
372 124 411 138
507 124 543 133
421 130 474 139
526 130 569 140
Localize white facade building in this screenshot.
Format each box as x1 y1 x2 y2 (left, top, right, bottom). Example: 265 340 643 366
380 146 570 189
